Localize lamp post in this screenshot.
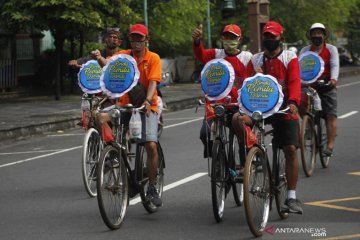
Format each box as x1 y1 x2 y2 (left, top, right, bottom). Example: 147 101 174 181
144 0 148 28
207 0 212 48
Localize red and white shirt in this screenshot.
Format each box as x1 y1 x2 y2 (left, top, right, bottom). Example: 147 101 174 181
192 41 252 119
246 50 301 120
299 43 339 82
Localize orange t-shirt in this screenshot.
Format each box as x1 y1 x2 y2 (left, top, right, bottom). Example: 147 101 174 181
113 48 162 112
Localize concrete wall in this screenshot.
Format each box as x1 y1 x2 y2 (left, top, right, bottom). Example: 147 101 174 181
161 56 195 84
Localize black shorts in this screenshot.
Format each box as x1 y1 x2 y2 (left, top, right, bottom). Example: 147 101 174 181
272 118 299 148
319 88 337 117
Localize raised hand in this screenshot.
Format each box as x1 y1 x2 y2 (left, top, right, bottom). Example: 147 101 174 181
192 24 203 42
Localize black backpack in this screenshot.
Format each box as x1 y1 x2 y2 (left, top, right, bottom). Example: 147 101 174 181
128 82 147 107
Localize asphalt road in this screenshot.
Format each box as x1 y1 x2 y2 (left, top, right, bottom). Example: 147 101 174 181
0 75 359 240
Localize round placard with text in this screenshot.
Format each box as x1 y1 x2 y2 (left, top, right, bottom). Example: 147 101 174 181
299 51 324 84
238 73 284 118
78 60 102 94
200 58 235 101
100 54 140 98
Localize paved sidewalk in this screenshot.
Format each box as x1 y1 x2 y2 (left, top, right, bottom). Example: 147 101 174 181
0 83 203 143
0 66 359 143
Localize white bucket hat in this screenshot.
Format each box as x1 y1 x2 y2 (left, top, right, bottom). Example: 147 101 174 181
306 23 330 39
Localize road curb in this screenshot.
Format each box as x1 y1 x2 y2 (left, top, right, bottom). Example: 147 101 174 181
0 117 81 144
0 96 203 143
1 67 358 143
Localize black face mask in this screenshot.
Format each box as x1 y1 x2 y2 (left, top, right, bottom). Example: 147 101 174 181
311 37 323 46
263 39 280 52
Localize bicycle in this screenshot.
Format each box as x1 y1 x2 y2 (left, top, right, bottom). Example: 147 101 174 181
81 93 109 197
204 100 244 222
96 104 165 230
299 80 332 177
243 108 289 237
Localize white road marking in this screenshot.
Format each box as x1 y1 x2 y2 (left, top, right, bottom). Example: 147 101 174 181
163 117 203 129
129 172 207 205
338 111 358 119
0 149 65 155
0 146 82 168
47 133 84 137
338 81 360 88
164 117 203 121
0 116 202 167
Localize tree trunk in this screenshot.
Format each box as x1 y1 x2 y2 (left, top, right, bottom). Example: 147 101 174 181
54 26 65 100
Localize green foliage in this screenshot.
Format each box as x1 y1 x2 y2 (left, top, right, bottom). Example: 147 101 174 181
1 0 140 39
270 0 358 44
142 0 208 56
1 0 359 57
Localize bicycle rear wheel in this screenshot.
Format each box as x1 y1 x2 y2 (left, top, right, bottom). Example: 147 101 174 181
300 115 316 177
136 142 165 213
229 131 243 206
318 117 330 168
243 146 270 237
273 147 289 219
211 139 226 222
81 128 102 197
97 145 128 230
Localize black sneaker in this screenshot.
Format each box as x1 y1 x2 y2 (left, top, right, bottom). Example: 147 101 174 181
146 185 163 207
323 148 333 157
284 198 303 214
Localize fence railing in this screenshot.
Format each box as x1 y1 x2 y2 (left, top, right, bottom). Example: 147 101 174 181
0 58 17 89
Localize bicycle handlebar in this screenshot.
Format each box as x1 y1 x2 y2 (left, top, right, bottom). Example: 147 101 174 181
100 104 146 113
317 79 332 87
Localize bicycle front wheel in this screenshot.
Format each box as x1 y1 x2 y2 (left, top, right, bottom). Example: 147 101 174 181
300 115 316 177
243 146 270 237
136 142 165 213
81 128 102 197
273 147 289 220
229 131 243 206
318 117 330 168
211 139 226 222
97 145 128 230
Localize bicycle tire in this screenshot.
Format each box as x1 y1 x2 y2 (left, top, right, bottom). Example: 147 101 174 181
229 131 243 206
318 117 330 168
97 145 128 230
136 142 165 213
243 146 270 237
300 115 316 177
211 139 226 222
273 146 289 220
81 128 102 197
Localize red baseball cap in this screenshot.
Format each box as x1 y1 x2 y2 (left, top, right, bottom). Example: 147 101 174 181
129 24 148 36
223 24 241 37
263 21 283 36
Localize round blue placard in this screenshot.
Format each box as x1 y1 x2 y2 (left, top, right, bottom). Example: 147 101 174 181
299 51 324 84
239 73 284 118
78 60 102 94
100 54 140 98
200 59 235 101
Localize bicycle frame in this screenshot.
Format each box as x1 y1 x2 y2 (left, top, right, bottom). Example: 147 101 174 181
243 108 289 237
108 105 144 191
207 103 238 174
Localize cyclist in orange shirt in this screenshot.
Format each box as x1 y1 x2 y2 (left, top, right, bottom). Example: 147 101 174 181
92 24 162 207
